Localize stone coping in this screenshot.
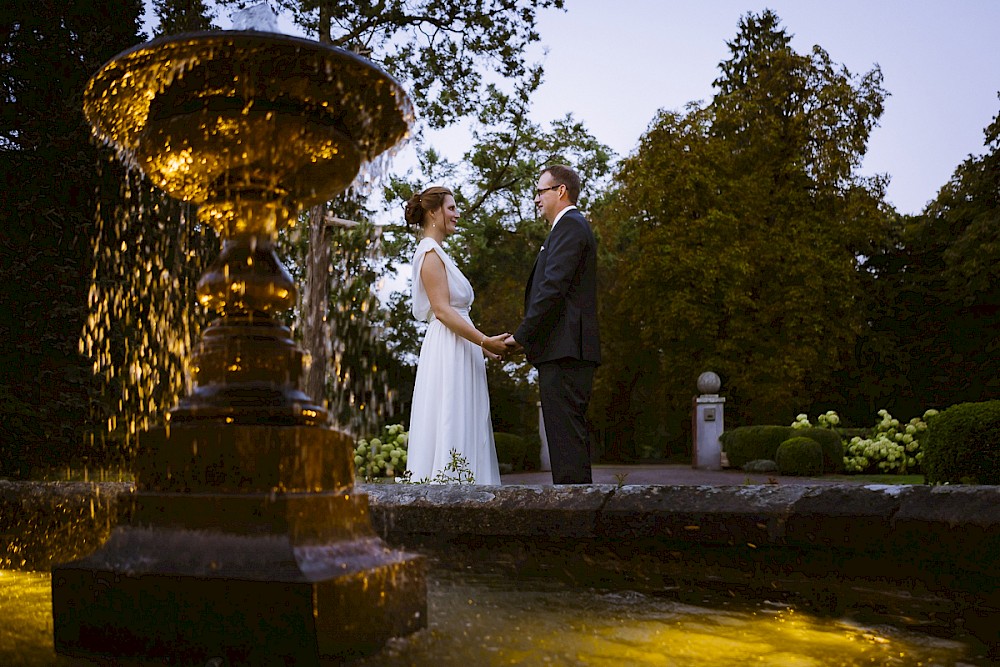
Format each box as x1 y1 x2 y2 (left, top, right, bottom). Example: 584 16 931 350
1 481 997 580
360 482 1000 650
363 482 1000 561
3 480 1000 571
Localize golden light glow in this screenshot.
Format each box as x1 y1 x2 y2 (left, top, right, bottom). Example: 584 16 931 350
1 570 973 666
160 150 194 178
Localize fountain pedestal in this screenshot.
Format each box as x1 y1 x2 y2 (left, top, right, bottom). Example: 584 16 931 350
53 426 425 664
52 30 425 664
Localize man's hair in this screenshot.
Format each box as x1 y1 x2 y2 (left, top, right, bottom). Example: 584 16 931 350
542 164 581 204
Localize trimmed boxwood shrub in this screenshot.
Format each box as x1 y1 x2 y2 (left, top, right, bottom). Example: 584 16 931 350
923 401 1000 485
493 432 528 471
803 428 845 474
775 437 824 476
720 426 841 473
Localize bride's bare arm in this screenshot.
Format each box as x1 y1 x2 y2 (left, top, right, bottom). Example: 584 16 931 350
421 250 508 358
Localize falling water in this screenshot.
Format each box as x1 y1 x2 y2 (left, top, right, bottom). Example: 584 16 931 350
265 187 398 437
79 166 213 458
55 29 426 663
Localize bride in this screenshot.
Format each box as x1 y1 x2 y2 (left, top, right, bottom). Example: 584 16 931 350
404 186 507 484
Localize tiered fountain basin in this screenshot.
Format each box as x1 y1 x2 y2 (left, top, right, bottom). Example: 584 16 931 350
43 28 425 665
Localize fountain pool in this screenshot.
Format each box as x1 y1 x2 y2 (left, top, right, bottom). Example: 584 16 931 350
2 566 985 666
3 479 998 664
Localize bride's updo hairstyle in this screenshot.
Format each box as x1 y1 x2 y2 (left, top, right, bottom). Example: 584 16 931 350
404 186 453 233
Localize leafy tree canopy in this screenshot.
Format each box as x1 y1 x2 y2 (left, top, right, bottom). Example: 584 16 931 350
1 0 148 474
591 10 892 455
859 97 1000 416
213 0 565 128
152 0 219 34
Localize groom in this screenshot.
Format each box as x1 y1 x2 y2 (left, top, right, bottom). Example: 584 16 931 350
507 165 601 484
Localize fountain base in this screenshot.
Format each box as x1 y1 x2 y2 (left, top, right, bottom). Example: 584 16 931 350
51 425 426 664
52 506 425 664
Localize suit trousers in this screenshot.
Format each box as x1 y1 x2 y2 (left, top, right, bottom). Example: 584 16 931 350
538 358 597 484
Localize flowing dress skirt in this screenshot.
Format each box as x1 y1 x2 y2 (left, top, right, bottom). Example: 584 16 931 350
406 314 501 484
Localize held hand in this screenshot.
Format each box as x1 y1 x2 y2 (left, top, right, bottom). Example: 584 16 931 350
502 334 523 354
481 332 510 361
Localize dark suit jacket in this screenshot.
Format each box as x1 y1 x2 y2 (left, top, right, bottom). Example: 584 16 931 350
515 207 601 365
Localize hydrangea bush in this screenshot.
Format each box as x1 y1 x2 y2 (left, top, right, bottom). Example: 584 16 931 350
353 425 476 484
844 409 938 474
791 410 840 429
354 423 408 481
791 409 939 474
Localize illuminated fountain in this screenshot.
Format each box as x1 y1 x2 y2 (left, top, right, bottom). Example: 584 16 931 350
50 30 424 665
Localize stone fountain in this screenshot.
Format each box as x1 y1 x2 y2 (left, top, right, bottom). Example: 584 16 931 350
51 30 425 665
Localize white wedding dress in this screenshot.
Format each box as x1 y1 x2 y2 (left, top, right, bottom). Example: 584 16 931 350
406 238 501 485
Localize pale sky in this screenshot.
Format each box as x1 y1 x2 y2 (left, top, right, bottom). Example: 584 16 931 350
145 1 1000 216
517 0 1000 215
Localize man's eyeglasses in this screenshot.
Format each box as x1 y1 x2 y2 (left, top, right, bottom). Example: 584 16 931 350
535 185 562 196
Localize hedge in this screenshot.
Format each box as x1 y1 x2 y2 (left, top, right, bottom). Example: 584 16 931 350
720 425 843 473
923 401 1000 485
493 432 528 471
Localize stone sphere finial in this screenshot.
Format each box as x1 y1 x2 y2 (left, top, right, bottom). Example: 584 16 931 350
697 371 721 395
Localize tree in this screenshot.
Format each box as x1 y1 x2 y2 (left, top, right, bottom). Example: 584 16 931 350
280 192 416 435
216 0 565 128
860 98 1000 416
1 0 147 475
152 0 218 34
590 10 892 458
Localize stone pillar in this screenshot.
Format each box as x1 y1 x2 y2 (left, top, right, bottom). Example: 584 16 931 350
537 401 551 472
692 371 725 470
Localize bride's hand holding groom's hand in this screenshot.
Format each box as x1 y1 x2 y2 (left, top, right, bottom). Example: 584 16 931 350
502 334 522 355
481 332 511 361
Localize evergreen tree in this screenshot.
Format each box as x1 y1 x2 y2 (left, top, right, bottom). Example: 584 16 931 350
590 10 892 456
152 0 218 34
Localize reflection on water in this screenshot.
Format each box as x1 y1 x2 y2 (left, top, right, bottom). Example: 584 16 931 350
1 571 59 666
1 569 984 666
